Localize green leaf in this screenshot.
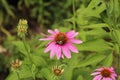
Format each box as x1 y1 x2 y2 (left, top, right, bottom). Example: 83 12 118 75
81 23 109 28
62 55 78 80
59 27 71 32
114 43 120 55
77 75 83 80
73 68 93 80
32 55 47 67
75 0 106 25
31 64 36 79
102 53 113 67
77 39 111 51
19 65 32 79
107 0 114 14
87 0 102 9
62 66 74 80
77 54 106 67
12 41 30 56
86 2 106 18
79 28 109 39
114 0 120 18
40 68 53 80
6 72 18 80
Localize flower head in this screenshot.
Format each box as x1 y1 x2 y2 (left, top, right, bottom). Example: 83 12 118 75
17 19 28 37
91 67 117 80
52 65 64 76
40 29 82 59
11 59 22 69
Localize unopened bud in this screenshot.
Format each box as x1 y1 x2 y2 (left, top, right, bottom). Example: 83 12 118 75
17 19 28 37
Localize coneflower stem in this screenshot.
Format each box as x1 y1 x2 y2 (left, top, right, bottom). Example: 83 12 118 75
22 36 33 64
72 0 76 31
16 71 20 80
22 36 35 80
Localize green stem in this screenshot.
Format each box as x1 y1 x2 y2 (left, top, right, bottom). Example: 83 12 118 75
22 36 35 80
16 71 20 80
22 36 33 64
72 0 76 30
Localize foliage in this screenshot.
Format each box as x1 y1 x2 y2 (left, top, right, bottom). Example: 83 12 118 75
0 0 120 80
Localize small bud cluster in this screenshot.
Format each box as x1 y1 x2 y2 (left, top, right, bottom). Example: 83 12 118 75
17 19 28 37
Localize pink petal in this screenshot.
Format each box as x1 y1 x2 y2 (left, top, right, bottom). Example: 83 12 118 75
62 45 71 58
39 37 53 40
95 67 104 71
55 45 61 59
44 42 55 53
111 75 116 80
54 29 59 33
112 73 117 77
67 43 79 53
48 29 55 34
110 67 114 71
69 38 83 44
91 72 100 76
50 49 55 58
66 30 78 38
93 75 102 80
103 77 112 80
61 54 64 59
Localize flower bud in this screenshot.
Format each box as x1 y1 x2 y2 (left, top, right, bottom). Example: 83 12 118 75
52 65 64 76
11 59 22 69
17 19 28 37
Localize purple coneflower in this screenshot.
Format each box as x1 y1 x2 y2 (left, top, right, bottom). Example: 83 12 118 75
40 29 82 59
91 67 117 80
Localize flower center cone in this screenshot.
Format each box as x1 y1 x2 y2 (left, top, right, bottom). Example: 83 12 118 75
101 68 111 77
55 32 68 45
